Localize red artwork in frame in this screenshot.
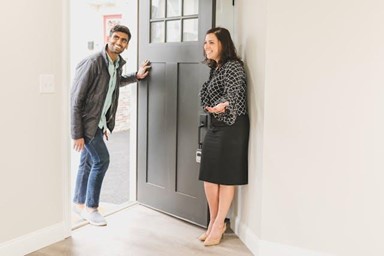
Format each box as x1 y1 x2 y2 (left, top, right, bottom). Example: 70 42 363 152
103 14 122 44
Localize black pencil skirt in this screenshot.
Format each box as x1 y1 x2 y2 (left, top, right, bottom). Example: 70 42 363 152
198 114 249 185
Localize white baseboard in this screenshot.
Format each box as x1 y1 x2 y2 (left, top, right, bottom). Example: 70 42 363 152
233 215 259 255
233 216 334 256
0 222 69 256
259 240 334 256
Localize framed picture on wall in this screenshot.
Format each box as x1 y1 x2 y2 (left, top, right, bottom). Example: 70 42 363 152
103 14 122 43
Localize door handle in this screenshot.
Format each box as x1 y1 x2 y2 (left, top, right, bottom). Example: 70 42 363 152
196 114 208 163
198 114 208 148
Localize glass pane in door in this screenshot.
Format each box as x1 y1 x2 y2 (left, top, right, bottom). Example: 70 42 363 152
166 20 181 42
151 21 165 43
183 18 198 41
151 0 166 18
167 0 181 17
183 0 198 15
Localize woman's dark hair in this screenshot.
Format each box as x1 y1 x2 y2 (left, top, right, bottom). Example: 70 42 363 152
110 25 132 42
204 27 242 68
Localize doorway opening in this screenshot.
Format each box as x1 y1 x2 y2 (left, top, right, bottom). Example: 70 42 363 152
69 0 138 228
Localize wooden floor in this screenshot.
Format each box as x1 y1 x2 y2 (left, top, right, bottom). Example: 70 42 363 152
28 204 253 256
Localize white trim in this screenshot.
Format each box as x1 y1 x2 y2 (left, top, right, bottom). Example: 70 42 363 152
0 222 68 256
129 82 137 201
61 0 72 237
129 0 139 202
233 215 259 255
234 216 334 256
259 240 335 256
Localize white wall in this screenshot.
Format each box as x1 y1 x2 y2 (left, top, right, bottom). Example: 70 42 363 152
2 1 384 255
0 0 70 255
234 0 384 255
215 0 234 35
231 0 266 255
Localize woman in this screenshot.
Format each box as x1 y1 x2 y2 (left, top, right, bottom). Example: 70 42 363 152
198 27 249 246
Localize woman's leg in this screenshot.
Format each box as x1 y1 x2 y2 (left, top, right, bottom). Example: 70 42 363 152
200 181 220 239
204 185 235 245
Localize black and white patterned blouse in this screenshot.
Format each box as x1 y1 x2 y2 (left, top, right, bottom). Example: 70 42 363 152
200 60 248 125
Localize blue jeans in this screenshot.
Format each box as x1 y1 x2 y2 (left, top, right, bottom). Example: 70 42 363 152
73 128 110 208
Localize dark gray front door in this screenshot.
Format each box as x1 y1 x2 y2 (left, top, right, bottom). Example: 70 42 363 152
137 0 215 226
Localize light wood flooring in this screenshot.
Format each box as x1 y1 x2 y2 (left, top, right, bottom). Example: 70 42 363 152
27 203 253 256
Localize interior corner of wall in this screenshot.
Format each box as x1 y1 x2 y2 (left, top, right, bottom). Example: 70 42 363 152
233 214 259 255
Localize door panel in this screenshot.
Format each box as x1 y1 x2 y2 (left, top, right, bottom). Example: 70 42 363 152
138 0 215 226
147 62 167 187
177 63 202 197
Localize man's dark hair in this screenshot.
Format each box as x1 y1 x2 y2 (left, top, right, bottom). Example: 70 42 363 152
109 25 132 42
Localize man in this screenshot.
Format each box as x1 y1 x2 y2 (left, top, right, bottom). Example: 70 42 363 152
71 25 150 226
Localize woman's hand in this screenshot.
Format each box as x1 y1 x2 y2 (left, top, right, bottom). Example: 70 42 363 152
205 101 229 114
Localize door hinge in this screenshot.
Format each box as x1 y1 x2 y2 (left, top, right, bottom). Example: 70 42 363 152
232 0 235 6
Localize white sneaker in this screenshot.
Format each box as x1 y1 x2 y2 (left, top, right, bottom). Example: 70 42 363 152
81 209 107 226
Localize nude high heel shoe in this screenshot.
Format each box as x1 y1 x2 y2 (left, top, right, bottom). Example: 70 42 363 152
198 232 209 241
199 221 214 241
203 223 227 246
